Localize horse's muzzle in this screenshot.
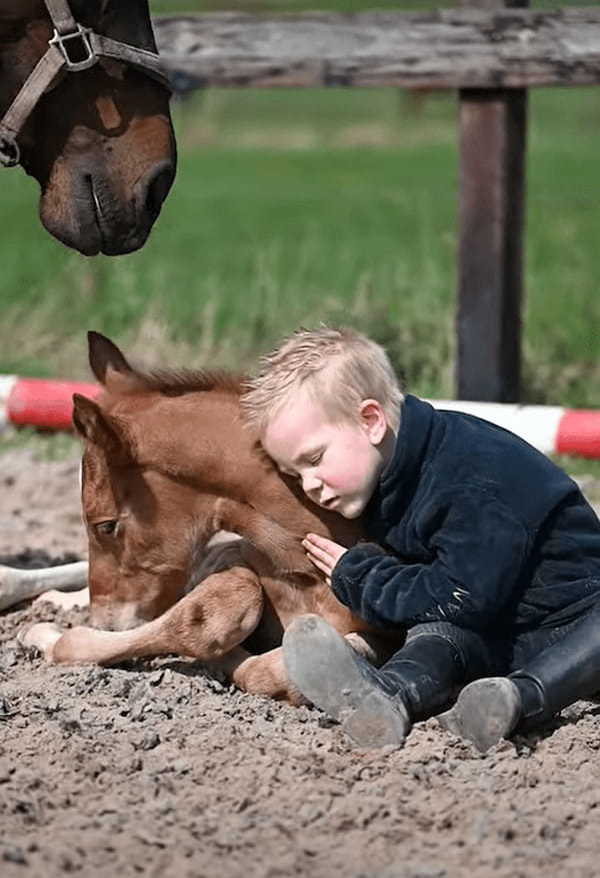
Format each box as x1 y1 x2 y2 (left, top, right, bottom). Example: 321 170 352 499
39 156 176 256
134 160 175 226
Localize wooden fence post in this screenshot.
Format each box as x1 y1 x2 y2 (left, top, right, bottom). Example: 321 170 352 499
456 0 529 402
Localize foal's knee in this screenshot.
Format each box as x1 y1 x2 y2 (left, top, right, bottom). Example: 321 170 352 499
172 567 264 660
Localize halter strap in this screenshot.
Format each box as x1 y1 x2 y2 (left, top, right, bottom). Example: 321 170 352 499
0 0 170 168
45 0 78 36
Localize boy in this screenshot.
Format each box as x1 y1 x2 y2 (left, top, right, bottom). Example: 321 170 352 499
241 327 600 752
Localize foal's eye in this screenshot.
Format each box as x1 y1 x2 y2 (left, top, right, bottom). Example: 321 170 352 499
95 520 118 537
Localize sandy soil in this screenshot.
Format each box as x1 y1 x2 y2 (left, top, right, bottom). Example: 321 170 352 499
2 446 600 878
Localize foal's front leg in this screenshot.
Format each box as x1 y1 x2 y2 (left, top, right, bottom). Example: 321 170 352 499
21 565 264 666
212 630 394 705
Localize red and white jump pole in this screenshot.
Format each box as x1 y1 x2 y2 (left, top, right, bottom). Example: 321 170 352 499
426 400 600 460
0 376 100 432
0 374 599 459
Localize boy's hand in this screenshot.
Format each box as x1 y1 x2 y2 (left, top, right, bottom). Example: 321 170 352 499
302 533 347 584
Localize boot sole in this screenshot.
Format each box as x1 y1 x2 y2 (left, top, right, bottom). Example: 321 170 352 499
282 614 409 748
437 677 521 753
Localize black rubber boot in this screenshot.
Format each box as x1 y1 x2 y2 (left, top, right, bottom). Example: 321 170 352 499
381 620 491 720
283 615 410 747
437 678 522 753
438 602 600 752
511 602 600 730
282 616 481 748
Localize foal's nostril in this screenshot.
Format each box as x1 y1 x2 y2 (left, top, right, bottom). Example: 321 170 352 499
139 161 175 219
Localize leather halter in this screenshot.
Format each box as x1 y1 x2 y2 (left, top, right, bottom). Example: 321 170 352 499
0 0 171 167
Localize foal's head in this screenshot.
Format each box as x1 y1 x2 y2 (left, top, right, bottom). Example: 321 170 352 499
73 332 255 630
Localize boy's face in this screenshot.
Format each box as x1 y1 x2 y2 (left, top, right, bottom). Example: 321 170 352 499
262 388 388 520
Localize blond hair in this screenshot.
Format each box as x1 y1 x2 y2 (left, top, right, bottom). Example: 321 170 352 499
241 326 404 433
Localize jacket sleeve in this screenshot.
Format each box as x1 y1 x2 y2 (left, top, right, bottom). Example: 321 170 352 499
331 490 531 631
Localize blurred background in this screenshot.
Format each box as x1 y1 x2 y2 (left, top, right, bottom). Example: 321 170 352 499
1 0 599 407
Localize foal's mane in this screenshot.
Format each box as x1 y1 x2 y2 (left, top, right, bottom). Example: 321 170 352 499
130 367 246 398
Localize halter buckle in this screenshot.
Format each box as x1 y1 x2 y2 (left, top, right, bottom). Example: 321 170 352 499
49 24 97 72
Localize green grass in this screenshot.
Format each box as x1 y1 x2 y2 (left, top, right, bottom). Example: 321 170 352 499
1 80 599 407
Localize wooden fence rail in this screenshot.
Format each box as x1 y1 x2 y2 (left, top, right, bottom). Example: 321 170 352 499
153 9 600 90
153 4 598 402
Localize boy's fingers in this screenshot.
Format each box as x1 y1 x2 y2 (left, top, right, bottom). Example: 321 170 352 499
302 540 332 563
306 554 331 576
305 532 328 546
304 534 341 556
305 533 338 554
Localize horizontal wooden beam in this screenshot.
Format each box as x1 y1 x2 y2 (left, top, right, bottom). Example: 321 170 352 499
153 8 600 89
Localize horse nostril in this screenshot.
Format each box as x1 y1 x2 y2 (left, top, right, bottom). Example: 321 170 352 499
140 161 174 219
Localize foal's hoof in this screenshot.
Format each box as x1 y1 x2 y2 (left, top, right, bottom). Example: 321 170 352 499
18 622 63 660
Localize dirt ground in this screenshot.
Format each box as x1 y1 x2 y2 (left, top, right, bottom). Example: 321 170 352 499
3 445 600 878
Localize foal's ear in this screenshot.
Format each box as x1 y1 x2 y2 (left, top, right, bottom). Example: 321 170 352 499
87 331 133 385
72 394 131 461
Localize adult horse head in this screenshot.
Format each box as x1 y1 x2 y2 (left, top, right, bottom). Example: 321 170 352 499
71 332 363 632
0 0 176 255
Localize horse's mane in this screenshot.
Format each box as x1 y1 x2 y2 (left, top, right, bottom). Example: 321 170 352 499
131 367 246 398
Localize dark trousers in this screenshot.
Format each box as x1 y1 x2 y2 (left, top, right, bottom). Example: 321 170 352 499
379 601 600 727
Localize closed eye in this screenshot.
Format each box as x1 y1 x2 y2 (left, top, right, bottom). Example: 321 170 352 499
94 519 118 537
277 465 301 482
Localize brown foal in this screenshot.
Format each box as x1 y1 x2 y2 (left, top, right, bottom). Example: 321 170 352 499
23 333 398 702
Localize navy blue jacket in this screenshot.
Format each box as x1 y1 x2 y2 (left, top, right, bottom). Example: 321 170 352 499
331 395 600 635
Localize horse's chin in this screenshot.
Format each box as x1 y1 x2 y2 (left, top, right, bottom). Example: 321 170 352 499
39 192 152 257
38 164 174 256
39 204 103 256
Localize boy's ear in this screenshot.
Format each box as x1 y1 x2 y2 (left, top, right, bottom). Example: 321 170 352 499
359 399 388 445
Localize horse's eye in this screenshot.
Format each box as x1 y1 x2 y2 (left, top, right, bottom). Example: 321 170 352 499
95 520 118 537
